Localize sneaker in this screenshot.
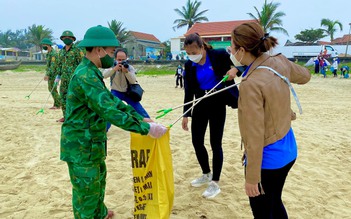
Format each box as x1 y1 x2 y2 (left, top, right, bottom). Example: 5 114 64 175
191 173 212 187
202 181 221 199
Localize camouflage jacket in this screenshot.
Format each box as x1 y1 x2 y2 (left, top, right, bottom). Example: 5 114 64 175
55 43 84 80
60 57 150 164
45 50 57 77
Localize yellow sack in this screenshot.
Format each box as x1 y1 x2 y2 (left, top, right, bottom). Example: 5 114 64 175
130 129 174 219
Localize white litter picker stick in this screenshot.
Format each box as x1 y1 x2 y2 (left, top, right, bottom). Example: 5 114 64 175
169 81 241 127
157 75 229 119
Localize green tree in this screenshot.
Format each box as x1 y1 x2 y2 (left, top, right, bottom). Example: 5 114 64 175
13 29 30 50
27 24 53 52
161 40 171 59
173 0 209 31
320 18 343 41
295 28 327 45
0 30 16 47
107 19 130 44
248 0 288 36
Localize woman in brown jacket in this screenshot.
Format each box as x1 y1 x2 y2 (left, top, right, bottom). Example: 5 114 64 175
229 22 311 218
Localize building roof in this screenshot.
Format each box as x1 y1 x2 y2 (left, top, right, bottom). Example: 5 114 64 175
185 19 257 37
0 47 21 52
332 34 351 44
317 41 331 45
129 31 161 43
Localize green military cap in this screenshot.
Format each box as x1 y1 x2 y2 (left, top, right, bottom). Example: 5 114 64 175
60 30 76 41
41 38 53 45
78 25 120 48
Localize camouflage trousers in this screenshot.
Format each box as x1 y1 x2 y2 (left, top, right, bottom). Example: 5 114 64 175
67 161 108 219
48 78 60 107
59 78 69 117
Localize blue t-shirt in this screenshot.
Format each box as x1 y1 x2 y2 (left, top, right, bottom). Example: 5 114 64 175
261 128 298 169
193 56 219 90
244 128 297 169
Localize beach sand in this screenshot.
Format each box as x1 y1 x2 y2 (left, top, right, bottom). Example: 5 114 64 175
0 71 350 219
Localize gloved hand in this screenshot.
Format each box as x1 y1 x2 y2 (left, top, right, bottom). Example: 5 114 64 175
148 122 167 138
54 75 61 83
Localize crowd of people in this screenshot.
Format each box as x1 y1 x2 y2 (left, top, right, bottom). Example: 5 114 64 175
309 54 349 79
40 22 312 219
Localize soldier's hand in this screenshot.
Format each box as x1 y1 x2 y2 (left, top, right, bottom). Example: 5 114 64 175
44 76 49 81
148 122 167 138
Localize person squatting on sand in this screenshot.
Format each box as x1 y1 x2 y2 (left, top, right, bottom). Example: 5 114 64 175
40 38 61 109
182 33 240 199
230 22 311 218
60 25 167 219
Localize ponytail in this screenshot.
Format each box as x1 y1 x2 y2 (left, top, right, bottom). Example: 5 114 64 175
232 22 278 57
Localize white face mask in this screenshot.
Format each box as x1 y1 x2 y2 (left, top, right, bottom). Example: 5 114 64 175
230 50 243 67
188 50 203 63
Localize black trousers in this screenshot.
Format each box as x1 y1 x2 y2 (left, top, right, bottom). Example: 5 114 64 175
249 159 296 219
176 75 183 87
191 93 226 181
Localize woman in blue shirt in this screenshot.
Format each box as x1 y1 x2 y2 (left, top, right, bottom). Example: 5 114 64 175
182 33 240 199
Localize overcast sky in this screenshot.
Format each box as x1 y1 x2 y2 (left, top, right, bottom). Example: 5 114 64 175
1 0 350 46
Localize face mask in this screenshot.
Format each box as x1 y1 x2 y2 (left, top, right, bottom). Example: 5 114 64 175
42 46 48 50
63 38 73 45
230 50 244 67
98 48 114 68
188 50 203 63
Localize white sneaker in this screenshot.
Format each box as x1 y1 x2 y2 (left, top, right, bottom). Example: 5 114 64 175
190 173 212 187
202 181 221 199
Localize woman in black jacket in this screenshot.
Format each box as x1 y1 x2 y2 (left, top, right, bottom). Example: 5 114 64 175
182 33 240 198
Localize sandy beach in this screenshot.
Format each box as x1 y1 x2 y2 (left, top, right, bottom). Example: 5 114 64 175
0 70 350 219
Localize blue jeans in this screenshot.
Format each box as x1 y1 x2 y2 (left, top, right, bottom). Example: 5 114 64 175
106 89 150 131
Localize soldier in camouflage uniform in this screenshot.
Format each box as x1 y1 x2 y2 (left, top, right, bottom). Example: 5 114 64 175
55 30 84 122
41 38 61 109
60 25 167 219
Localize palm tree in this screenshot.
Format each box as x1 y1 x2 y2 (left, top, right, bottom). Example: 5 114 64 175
27 24 53 52
320 18 343 42
173 0 209 31
107 19 130 44
247 0 288 36
0 30 15 47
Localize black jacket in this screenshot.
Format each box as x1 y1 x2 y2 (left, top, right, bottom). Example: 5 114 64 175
183 48 240 117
